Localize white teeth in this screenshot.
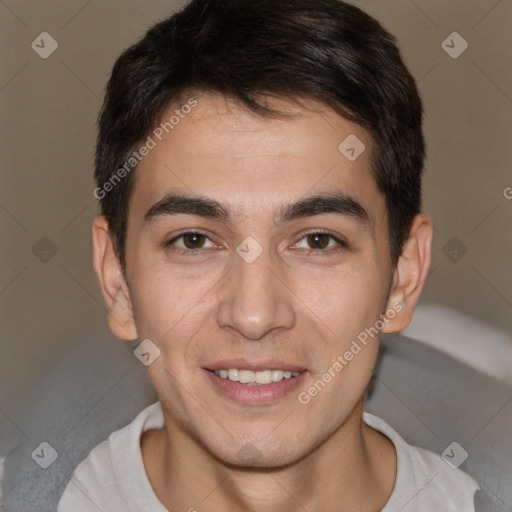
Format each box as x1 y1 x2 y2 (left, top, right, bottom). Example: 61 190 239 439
238 370 254 384
255 370 273 384
214 368 301 385
272 370 284 381
227 369 239 382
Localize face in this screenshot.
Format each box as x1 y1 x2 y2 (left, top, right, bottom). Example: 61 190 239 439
95 92 425 468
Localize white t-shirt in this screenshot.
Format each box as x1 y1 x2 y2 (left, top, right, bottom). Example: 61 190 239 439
57 401 479 511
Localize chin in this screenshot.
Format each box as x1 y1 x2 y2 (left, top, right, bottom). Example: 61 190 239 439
210 437 305 470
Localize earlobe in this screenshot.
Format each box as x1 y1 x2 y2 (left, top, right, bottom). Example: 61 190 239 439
382 213 433 333
92 216 138 341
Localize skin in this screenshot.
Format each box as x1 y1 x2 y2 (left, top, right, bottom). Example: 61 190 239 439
93 92 432 511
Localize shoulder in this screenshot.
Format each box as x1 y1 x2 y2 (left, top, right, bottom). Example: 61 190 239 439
411 445 480 509
366 333 512 510
58 401 164 511
364 412 479 512
58 437 134 511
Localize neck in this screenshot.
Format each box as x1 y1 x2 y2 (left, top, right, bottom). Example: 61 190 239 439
141 400 396 511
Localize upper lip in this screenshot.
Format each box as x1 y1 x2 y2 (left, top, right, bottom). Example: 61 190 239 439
205 359 307 372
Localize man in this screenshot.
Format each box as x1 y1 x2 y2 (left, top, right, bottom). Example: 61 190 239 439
58 0 480 509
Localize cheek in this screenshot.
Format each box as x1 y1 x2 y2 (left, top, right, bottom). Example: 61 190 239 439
296 263 387 398
294 260 388 339
127 265 220 408
129 260 224 352
296 270 384 428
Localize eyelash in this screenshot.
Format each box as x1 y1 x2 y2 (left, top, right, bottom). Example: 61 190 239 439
165 230 348 256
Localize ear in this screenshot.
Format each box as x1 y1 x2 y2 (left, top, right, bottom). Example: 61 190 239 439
382 213 433 333
92 216 138 341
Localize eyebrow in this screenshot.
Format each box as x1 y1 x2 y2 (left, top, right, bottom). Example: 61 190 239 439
144 191 369 226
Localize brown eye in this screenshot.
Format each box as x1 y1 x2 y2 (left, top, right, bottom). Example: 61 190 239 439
294 231 347 253
166 231 217 252
182 233 207 249
306 233 331 250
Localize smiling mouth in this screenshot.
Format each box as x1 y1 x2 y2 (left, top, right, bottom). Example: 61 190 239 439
210 368 302 385
204 366 307 404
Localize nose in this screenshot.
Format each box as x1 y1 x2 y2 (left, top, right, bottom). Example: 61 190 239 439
216 246 296 341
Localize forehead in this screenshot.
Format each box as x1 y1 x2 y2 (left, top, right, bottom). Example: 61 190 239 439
129 92 385 228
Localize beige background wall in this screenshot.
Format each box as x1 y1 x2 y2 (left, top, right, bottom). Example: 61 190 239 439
1 0 511 448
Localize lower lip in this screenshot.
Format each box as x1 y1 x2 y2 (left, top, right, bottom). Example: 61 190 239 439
204 369 307 405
